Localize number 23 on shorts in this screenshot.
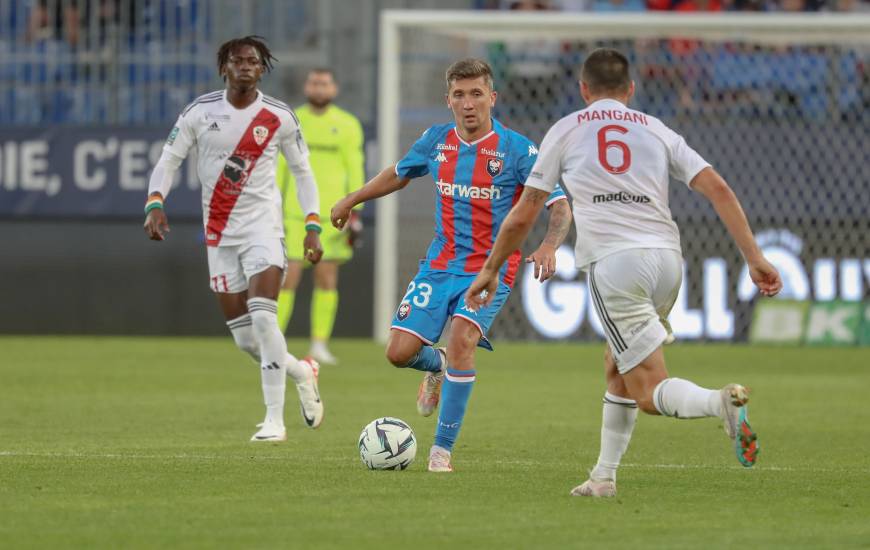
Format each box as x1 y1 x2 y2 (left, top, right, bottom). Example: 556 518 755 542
402 280 434 308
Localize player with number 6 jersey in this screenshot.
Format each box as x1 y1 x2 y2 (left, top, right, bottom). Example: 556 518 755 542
331 58 572 473
467 48 782 497
143 36 326 443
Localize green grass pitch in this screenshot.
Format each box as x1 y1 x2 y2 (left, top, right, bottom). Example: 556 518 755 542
1 337 868 549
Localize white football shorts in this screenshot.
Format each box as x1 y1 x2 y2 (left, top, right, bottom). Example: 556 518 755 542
206 237 287 293
587 248 682 374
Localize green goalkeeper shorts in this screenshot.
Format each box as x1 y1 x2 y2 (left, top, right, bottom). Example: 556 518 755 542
284 219 353 263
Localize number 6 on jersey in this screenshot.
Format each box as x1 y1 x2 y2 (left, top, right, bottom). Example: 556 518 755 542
597 124 631 175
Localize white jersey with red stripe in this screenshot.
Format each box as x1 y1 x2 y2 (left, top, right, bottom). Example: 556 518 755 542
161 89 314 247
525 98 711 269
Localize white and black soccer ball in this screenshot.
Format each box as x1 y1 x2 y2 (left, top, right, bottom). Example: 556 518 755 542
358 417 417 470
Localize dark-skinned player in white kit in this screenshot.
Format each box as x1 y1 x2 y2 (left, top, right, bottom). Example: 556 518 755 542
144 36 325 442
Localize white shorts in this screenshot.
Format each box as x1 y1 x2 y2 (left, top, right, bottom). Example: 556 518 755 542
206 238 287 293
588 248 682 374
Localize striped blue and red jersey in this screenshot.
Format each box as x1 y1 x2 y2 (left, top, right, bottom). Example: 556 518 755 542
395 118 567 287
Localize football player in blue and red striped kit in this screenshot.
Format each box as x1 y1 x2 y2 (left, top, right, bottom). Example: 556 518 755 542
331 58 572 472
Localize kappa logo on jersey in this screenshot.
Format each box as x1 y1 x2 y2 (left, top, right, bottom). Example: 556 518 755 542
252 125 269 146
437 180 501 200
486 157 503 177
207 122 220 132
220 154 255 195
397 301 412 321
435 152 447 163
528 145 538 156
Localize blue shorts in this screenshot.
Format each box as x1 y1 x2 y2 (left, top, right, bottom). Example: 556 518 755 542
390 268 511 351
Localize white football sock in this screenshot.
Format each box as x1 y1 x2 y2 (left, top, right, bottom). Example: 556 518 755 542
227 314 260 362
248 298 287 426
652 377 722 419
590 392 638 482
283 352 308 384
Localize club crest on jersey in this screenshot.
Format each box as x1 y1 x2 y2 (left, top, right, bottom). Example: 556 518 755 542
220 153 254 195
252 125 269 146
397 301 412 321
486 158 503 177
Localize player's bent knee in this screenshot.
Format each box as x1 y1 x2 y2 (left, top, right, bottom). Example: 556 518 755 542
385 346 414 367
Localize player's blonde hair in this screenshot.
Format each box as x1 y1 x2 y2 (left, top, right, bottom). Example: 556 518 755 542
446 58 494 91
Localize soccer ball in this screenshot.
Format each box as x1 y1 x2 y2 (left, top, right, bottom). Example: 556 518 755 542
358 417 417 470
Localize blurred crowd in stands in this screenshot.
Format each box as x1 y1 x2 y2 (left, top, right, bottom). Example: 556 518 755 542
479 0 868 12
0 0 866 125
481 0 868 126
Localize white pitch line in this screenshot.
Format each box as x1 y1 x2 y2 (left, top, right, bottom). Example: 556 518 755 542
0 451 866 474
0 451 296 462
619 462 866 474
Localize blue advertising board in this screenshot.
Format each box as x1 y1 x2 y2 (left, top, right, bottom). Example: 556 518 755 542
0 127 202 218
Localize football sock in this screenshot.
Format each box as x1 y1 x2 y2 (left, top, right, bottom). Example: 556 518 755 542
311 288 338 342
248 297 287 426
277 289 295 334
283 352 309 383
227 314 260 362
401 345 443 372
590 392 638 482
433 368 476 452
652 377 722 419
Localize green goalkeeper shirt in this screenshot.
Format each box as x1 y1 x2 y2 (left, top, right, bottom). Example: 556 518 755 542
277 103 365 221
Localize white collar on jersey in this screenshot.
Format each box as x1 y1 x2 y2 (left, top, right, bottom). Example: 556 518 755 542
586 97 629 109
453 126 495 146
453 119 496 146
223 89 263 110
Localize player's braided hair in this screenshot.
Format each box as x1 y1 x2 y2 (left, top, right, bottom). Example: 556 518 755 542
217 35 277 79
445 58 494 90
580 48 631 95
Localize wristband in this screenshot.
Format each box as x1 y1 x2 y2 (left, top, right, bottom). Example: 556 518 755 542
304 213 322 234
145 194 164 214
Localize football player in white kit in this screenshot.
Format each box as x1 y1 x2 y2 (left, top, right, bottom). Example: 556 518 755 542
466 49 782 496
143 36 325 442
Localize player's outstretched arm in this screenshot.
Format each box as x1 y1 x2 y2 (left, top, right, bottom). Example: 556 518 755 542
466 187 551 309
690 167 782 297
331 165 410 229
525 198 572 282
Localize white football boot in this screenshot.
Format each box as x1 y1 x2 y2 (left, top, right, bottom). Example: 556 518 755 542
250 420 287 442
295 357 324 429
570 478 617 497
417 348 447 417
310 340 338 366
427 445 453 473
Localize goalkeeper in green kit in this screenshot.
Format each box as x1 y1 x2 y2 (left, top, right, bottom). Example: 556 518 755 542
276 68 365 365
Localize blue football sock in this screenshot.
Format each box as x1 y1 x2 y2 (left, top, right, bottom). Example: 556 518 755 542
434 368 476 452
402 345 443 372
